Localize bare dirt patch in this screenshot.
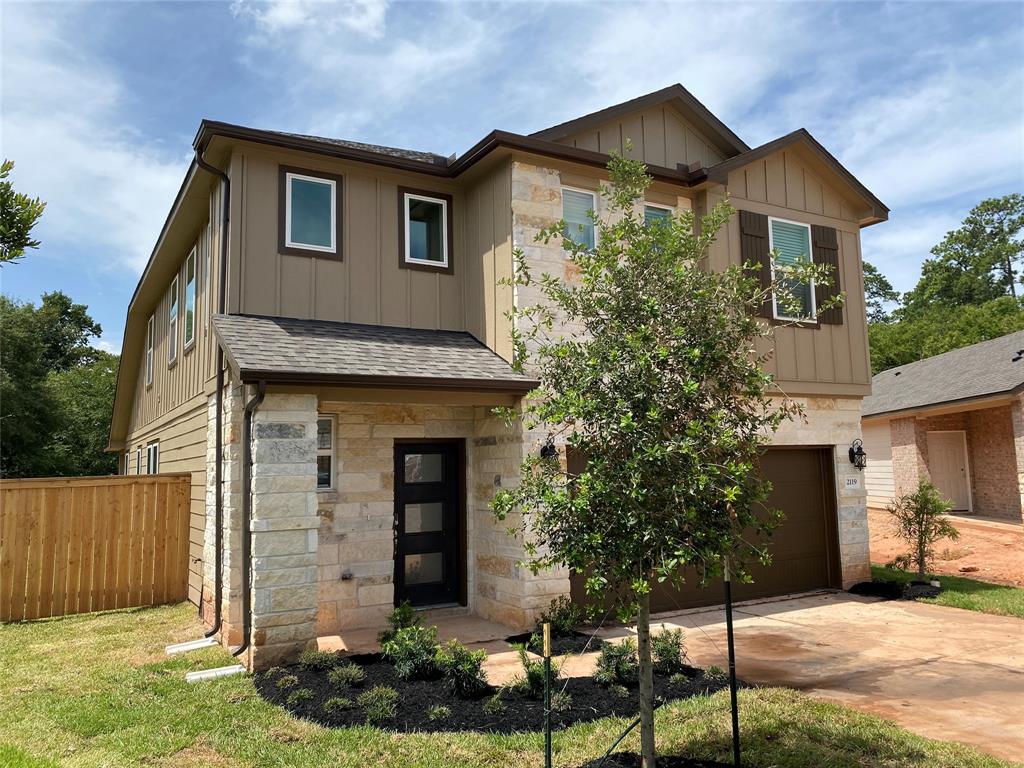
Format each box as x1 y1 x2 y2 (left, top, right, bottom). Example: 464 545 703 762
869 508 1024 586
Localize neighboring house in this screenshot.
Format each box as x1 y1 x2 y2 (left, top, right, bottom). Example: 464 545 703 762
862 330 1024 523
108 84 888 669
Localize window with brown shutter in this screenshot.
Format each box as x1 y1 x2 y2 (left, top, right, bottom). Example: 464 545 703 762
739 210 772 318
811 225 842 325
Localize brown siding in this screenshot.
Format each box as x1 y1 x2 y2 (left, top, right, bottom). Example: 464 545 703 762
702 147 871 395
229 145 468 332
554 104 726 170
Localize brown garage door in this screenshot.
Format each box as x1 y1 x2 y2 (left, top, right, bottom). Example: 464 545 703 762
570 448 842 613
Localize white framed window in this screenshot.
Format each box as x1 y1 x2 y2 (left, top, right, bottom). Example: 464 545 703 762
402 190 450 268
643 203 673 228
183 247 197 350
768 216 816 321
167 275 179 366
124 452 130 474
135 447 142 475
145 315 155 386
562 187 596 250
285 171 337 253
316 416 334 490
204 235 212 333
146 441 159 474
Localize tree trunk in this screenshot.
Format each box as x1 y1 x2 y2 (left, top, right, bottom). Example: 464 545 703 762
637 591 656 768
917 539 927 581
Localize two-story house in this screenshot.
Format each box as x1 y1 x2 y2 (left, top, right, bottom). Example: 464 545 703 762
108 85 888 670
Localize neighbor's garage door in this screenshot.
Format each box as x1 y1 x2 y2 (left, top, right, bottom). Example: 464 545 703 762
570 448 842 613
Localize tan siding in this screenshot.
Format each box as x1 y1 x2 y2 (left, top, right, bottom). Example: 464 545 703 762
232 146 467 333
124 396 208 605
707 146 872 395
863 420 895 508
556 105 725 170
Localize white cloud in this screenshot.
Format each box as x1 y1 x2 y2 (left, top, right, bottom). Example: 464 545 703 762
232 0 390 40
1 4 187 274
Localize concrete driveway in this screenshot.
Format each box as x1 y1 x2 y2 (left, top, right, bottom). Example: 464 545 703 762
632 592 1024 763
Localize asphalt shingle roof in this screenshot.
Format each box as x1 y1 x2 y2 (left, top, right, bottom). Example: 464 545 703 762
212 314 536 391
863 330 1024 418
268 129 448 166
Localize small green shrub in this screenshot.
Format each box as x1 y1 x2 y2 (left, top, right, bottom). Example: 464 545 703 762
610 683 629 698
594 638 638 686
538 595 582 637
357 685 399 724
550 691 573 713
705 665 725 678
435 640 488 699
327 662 366 689
275 674 299 690
378 600 420 645
286 688 313 706
651 626 687 675
669 672 689 686
513 647 560 699
482 690 507 716
381 625 440 680
297 649 341 671
886 481 959 580
265 666 283 677
323 696 353 714
426 704 451 722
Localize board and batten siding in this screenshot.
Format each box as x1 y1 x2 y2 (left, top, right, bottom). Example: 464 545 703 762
862 419 896 509
553 104 727 171
701 147 872 395
226 146 467 333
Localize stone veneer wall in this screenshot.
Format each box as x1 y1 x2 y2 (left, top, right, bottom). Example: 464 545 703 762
772 397 870 588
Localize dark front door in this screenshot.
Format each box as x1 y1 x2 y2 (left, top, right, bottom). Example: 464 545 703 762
393 441 462 607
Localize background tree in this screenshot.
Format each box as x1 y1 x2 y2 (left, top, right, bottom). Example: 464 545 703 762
886 481 959 581
863 260 901 323
492 153 831 767
46 351 119 476
0 159 46 265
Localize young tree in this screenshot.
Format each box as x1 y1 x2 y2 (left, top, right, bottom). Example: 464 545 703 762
863 261 901 323
492 152 834 767
0 159 46 265
886 481 959 581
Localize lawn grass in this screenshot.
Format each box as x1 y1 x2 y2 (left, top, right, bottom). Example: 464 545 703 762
871 565 1024 619
0 603 1017 768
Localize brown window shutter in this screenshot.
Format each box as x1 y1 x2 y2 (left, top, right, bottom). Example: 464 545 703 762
811 225 842 325
739 210 772 318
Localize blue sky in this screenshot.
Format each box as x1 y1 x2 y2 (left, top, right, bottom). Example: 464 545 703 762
2 0 1022 353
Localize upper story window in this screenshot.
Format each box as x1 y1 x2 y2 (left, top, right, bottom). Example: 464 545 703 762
124 452 130 474
146 441 159 474
183 248 197 350
135 446 142 475
145 315 154 386
769 217 815 320
562 187 596 250
400 188 452 272
167 275 179 366
280 167 340 257
316 416 334 490
644 203 673 228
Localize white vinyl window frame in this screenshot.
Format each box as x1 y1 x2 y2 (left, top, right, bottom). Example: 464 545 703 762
183 247 197 351
767 215 817 322
124 452 130 475
145 315 155 387
316 415 335 491
643 201 674 225
204 232 212 334
146 441 159 474
402 191 450 268
561 186 597 250
135 447 142 475
167 275 179 366
285 171 337 254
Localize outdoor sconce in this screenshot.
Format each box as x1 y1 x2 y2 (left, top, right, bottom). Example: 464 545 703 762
539 437 558 461
849 439 867 471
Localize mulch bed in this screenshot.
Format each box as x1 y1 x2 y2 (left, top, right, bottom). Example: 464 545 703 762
505 630 606 656
254 653 732 733
850 580 942 601
578 754 733 768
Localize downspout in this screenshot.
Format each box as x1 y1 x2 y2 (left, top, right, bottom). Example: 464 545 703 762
194 150 229 638
233 380 266 659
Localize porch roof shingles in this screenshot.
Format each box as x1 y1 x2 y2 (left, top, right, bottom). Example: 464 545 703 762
212 314 537 392
863 330 1024 418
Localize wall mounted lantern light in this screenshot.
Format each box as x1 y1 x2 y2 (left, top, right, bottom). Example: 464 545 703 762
539 437 558 461
849 438 867 471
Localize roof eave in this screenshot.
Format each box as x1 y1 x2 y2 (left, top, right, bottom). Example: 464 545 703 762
235 369 539 395
862 384 1024 421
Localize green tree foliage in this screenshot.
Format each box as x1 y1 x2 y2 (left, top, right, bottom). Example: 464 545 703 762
886 481 959 581
0 159 46 265
491 152 831 767
863 260 901 323
0 292 116 477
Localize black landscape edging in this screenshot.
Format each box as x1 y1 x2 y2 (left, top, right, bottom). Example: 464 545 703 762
849 579 942 601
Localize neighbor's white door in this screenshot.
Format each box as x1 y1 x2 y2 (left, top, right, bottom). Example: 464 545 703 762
926 431 971 512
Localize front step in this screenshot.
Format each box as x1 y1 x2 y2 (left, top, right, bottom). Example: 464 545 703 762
416 603 471 623
165 637 219 655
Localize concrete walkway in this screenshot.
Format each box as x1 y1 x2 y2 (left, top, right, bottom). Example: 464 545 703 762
597 592 1024 763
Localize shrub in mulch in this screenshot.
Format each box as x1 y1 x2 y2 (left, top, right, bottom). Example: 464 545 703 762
506 629 605 656
850 580 942 601
577 753 732 768
254 653 732 733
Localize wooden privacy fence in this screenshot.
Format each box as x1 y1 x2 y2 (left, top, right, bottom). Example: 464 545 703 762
0 473 191 622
